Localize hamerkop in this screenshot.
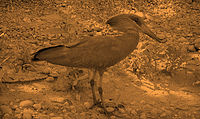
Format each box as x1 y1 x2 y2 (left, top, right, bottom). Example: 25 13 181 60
32 14 166 114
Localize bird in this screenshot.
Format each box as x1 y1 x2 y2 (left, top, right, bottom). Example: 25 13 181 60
32 14 166 115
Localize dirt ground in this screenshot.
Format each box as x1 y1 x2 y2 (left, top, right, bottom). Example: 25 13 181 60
0 0 200 119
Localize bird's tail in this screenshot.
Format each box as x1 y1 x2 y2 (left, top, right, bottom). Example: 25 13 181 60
32 45 65 61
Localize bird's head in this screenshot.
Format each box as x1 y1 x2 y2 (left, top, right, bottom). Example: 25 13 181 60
106 14 166 43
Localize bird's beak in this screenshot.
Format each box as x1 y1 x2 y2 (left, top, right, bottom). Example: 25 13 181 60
138 23 167 43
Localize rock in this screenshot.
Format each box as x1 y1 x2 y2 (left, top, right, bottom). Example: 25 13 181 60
140 112 147 119
178 37 188 43
95 32 102 36
38 114 49 119
33 103 42 110
22 108 34 119
19 100 34 108
23 17 31 23
49 113 55 116
110 115 117 119
187 45 196 52
83 102 91 109
118 108 125 113
51 117 63 119
93 27 102 32
11 105 18 110
45 77 55 82
22 113 32 119
50 97 66 103
130 109 137 115
15 113 22 119
3 113 13 119
0 105 12 114
195 38 200 43
195 43 200 50
69 105 76 113
160 112 167 117
106 107 115 112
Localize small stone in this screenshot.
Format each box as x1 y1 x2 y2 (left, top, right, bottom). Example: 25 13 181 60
45 77 55 82
93 27 102 32
49 72 59 77
131 109 137 115
0 105 12 114
75 93 81 101
15 107 21 113
140 113 147 119
118 108 125 113
195 43 200 50
195 38 200 43
178 37 187 43
64 101 70 107
140 100 145 104
38 114 49 119
22 113 32 119
23 17 31 23
188 45 196 52
69 105 76 113
95 32 102 36
160 112 167 117
15 113 22 119
83 102 91 109
51 117 63 119
110 115 116 119
19 100 34 108
50 97 65 103
3 113 13 119
33 103 42 110
49 113 55 116
11 105 18 110
22 108 34 119
106 107 115 112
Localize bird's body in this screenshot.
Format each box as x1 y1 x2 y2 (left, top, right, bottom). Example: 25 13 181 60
32 14 166 116
33 32 139 70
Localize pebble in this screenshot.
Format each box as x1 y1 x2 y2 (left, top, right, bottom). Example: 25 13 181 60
140 113 147 119
51 117 63 119
195 43 200 50
110 115 117 119
33 103 42 110
188 45 196 52
38 114 49 119
19 100 34 108
131 109 137 115
0 105 12 114
22 108 34 119
3 113 13 119
106 107 115 112
50 97 66 103
83 102 91 109
45 77 55 82
64 101 70 107
178 37 188 43
95 32 102 36
69 105 76 113
93 27 102 32
49 113 55 116
160 112 167 117
118 108 125 113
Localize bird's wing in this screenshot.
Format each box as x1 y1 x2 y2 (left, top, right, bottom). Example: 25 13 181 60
32 35 122 68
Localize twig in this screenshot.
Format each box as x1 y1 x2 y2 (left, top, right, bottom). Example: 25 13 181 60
0 56 11 66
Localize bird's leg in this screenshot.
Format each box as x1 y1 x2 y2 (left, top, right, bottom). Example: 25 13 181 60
98 70 108 114
89 69 99 108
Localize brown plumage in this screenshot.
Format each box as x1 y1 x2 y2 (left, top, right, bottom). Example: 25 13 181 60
32 14 166 115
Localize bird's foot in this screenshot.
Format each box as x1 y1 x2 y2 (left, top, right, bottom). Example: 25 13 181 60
89 100 102 109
